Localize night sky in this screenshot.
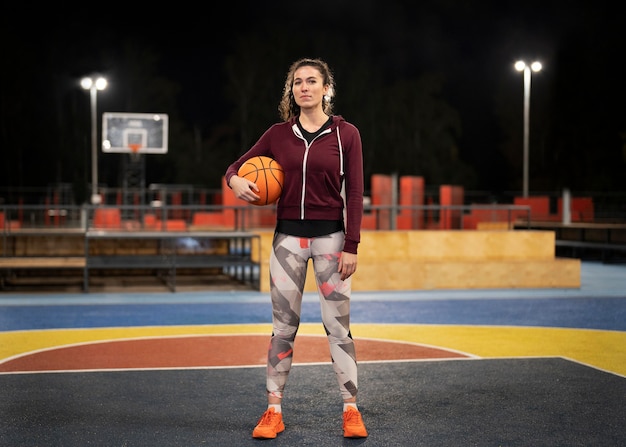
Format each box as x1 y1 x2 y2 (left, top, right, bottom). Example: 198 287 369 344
1 1 623 201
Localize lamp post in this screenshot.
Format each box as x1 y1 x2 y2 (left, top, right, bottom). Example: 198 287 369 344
81 76 108 205
514 60 542 198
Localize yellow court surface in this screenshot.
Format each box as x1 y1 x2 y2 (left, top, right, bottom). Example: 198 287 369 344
1 323 625 377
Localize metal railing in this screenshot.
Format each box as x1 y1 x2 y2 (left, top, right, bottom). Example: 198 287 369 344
1 203 531 234
5 203 626 263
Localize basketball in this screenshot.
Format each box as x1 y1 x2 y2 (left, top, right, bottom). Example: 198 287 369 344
237 156 284 206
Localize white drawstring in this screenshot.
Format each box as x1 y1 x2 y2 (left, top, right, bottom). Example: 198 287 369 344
336 126 344 177
336 126 347 229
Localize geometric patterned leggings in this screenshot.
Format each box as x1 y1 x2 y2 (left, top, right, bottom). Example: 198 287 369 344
266 231 358 401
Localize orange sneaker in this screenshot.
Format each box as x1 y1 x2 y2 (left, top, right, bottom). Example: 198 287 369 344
343 407 368 438
252 408 285 439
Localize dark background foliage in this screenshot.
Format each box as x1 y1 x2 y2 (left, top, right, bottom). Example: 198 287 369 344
1 1 623 204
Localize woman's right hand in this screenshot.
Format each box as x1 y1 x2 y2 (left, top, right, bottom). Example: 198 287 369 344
229 175 260 203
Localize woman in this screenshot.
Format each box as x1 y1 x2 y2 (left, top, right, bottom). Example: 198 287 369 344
224 57 367 439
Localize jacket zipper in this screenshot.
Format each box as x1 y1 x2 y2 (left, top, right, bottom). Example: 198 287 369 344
291 124 332 219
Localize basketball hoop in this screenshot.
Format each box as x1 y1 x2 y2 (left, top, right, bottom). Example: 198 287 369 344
129 143 142 162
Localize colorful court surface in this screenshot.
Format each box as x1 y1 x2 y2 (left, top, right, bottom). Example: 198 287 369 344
1 261 625 446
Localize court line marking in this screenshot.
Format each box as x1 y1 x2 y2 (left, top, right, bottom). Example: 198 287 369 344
1 323 624 377
3 356 622 378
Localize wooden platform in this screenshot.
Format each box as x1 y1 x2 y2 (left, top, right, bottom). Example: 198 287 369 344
256 230 581 292
0 257 86 268
1 229 581 293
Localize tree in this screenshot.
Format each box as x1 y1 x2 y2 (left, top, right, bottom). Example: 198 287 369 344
370 75 476 187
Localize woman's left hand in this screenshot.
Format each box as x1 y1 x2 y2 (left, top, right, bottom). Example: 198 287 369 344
338 252 357 281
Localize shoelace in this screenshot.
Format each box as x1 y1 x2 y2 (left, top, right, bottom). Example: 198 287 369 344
345 409 362 424
258 410 278 426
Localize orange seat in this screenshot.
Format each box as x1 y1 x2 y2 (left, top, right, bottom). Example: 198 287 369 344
163 219 187 231
93 208 121 229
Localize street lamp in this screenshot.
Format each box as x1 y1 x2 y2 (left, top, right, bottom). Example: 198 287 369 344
81 76 108 204
514 60 542 198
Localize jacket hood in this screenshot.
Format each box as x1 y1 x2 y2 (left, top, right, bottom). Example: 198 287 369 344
288 115 346 129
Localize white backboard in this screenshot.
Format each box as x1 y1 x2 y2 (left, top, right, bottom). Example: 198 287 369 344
102 112 168 154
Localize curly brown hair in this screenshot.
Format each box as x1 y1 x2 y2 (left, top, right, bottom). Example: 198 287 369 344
278 58 335 122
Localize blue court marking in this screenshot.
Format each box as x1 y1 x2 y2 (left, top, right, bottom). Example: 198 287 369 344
0 262 624 332
0 297 625 332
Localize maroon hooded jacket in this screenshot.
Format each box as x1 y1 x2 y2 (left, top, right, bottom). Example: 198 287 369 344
225 115 364 254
